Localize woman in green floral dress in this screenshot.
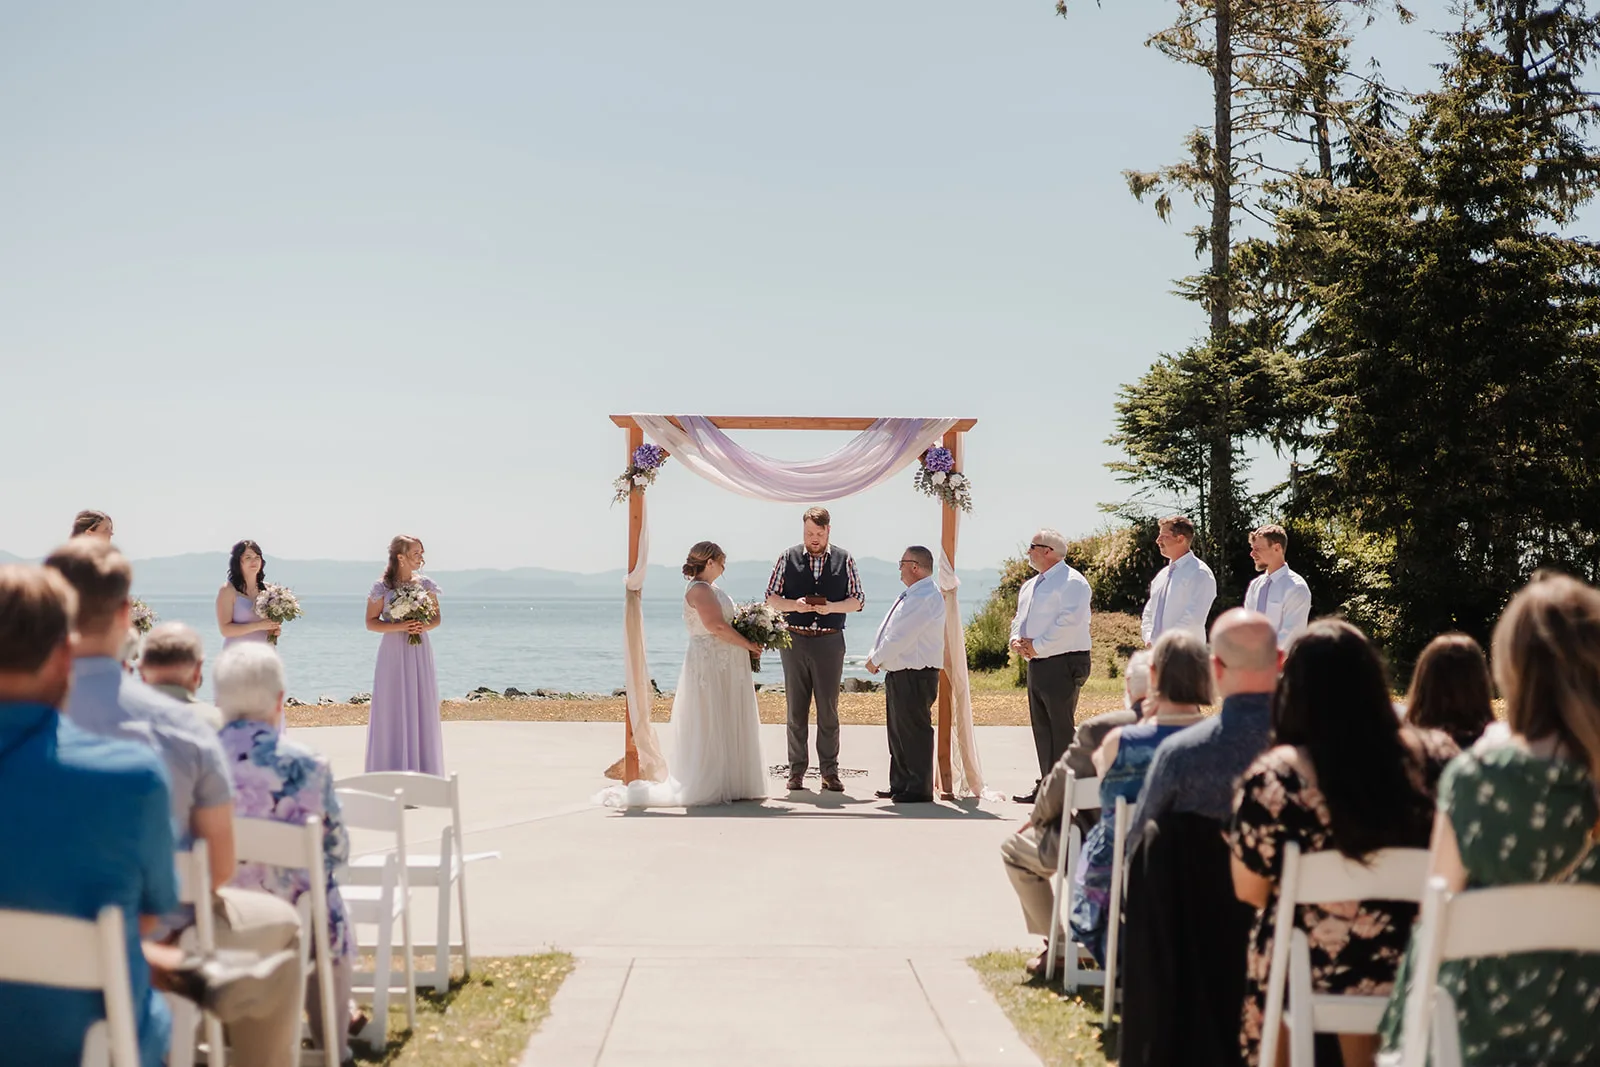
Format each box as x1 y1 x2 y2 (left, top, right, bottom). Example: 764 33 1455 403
1380 574 1600 1066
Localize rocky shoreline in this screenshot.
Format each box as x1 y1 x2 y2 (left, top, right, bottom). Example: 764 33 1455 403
283 676 885 708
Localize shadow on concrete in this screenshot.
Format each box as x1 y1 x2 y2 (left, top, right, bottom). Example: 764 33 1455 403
616 795 1005 820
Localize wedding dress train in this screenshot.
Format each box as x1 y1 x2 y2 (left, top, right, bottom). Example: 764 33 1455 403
599 580 766 807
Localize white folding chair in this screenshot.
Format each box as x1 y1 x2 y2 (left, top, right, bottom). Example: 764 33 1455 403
1259 843 1432 1067
335 788 416 1044
1395 878 1600 1067
232 815 338 1067
0 904 140 1067
1043 772 1103 987
1101 796 1131 1029
335 771 499 991
167 840 226 1067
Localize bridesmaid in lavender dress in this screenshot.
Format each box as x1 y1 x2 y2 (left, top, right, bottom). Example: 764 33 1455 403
364 534 445 774
216 539 280 649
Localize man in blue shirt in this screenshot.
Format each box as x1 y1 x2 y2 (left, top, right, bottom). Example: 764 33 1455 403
1126 608 1281 853
0 564 179 1067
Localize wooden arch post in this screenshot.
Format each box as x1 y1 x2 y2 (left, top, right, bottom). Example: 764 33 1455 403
612 415 976 785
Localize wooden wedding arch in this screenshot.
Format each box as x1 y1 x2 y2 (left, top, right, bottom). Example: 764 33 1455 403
610 414 978 789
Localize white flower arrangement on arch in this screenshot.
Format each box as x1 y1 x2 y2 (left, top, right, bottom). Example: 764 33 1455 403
913 446 972 512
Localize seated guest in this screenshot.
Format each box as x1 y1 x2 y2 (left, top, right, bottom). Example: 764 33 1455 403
1062 648 1153 782
1119 609 1280 1067
0 564 180 1067
1402 632 1494 750
1379 575 1600 1067
1230 620 1458 1067
1067 633 1208 964
1126 608 1281 852
138 622 224 731
216 643 359 1062
45 540 302 1067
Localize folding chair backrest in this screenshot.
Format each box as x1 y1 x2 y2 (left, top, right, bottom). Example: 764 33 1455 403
1439 883 1600 958
0 905 139 1067
336 771 455 811
1288 846 1432 905
1066 773 1100 815
232 815 322 870
337 788 405 834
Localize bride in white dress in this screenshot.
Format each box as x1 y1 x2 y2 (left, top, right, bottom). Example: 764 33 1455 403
600 541 767 807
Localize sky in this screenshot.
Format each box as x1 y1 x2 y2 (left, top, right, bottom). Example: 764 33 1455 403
0 1 1447 575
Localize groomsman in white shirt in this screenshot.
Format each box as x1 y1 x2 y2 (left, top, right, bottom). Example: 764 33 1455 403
1008 529 1093 804
1140 514 1218 646
865 546 946 803
1243 523 1312 649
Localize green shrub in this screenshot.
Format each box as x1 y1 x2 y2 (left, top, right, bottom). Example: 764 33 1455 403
1061 520 1164 614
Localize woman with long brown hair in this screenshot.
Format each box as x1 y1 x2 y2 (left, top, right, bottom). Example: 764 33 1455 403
363 535 444 774
1380 574 1600 1065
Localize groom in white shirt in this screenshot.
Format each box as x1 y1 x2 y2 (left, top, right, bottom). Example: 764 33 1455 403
1140 514 1218 646
1008 529 1093 804
1243 523 1312 649
865 546 945 803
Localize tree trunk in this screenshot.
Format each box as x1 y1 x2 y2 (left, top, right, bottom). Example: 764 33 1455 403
1208 0 1236 587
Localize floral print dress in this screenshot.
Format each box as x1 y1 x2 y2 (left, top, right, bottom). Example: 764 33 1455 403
1378 744 1600 1066
1229 731 1458 1067
220 720 354 961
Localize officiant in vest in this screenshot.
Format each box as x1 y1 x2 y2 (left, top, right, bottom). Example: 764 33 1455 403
765 507 865 793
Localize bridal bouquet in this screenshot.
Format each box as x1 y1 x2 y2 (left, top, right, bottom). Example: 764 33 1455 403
254 583 303 646
732 602 792 672
612 442 669 504
912 446 972 513
129 599 157 635
388 581 436 645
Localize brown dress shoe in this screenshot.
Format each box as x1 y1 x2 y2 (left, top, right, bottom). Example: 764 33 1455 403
786 774 806 791
820 774 845 792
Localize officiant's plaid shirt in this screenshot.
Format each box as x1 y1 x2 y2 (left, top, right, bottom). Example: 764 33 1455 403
766 552 865 631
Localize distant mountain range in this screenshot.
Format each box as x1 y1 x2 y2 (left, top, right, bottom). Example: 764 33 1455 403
0 549 1005 605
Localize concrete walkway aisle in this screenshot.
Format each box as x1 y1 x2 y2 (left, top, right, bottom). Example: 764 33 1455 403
291 721 1046 1067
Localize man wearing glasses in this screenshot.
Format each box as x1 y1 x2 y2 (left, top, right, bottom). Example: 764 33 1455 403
1008 529 1093 804
864 546 945 803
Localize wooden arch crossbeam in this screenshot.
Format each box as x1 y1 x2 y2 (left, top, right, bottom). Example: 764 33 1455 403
610 414 978 789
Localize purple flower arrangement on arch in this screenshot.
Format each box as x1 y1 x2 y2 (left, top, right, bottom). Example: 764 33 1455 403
612 442 670 504
913 446 972 512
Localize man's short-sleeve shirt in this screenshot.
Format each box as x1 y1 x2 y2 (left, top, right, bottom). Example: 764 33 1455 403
0 703 178 1067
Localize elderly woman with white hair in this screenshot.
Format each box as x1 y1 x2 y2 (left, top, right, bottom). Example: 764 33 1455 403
214 643 359 1061
1007 527 1094 802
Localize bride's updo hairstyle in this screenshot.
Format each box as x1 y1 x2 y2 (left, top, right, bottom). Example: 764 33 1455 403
683 542 725 580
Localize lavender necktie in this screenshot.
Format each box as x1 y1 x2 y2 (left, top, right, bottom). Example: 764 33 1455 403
1255 578 1270 613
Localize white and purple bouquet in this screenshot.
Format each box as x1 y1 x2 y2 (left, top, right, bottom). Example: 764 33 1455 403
129 599 157 635
731 601 792 672
913 446 972 513
388 581 436 645
253 583 303 646
612 442 669 504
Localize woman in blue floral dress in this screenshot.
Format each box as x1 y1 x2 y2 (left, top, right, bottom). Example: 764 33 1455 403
214 642 357 1062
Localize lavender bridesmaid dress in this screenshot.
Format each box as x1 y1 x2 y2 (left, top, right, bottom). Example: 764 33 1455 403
364 576 445 775
222 592 268 650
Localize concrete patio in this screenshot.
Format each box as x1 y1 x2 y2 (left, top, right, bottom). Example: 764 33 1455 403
290 720 1048 1067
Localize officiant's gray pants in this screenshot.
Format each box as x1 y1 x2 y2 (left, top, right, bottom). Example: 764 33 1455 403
781 630 845 777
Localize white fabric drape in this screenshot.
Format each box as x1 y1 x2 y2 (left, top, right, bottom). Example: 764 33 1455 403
623 497 669 781
619 414 995 799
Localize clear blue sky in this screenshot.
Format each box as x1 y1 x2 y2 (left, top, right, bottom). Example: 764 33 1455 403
0 2 1442 575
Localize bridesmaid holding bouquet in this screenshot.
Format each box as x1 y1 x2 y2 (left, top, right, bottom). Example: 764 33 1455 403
217 540 280 648
365 534 445 774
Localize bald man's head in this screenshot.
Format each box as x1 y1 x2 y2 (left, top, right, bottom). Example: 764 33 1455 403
1209 608 1282 695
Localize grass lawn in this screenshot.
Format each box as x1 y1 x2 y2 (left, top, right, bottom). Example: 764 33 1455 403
969 951 1116 1067
352 953 573 1066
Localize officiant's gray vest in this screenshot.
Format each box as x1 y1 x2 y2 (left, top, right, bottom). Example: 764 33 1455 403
781 545 853 630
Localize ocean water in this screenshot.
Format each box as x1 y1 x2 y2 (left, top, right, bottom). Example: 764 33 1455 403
142 592 888 703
